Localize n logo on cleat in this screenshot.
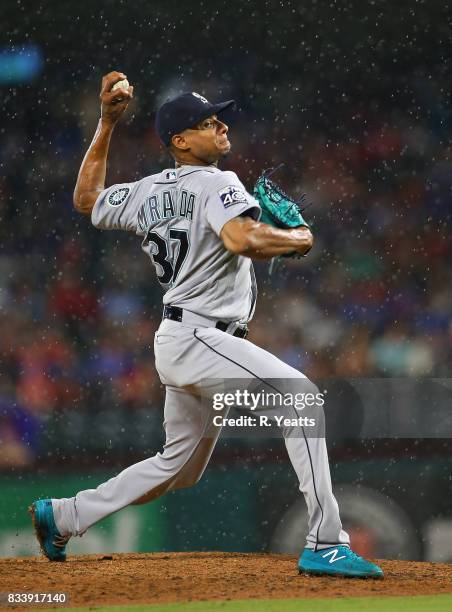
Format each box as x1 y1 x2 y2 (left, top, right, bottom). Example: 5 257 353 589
321 549 347 564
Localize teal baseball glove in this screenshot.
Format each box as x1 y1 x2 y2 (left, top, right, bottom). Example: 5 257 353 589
253 165 312 274
253 165 311 231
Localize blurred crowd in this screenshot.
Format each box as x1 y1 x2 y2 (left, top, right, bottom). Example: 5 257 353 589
1 77 451 468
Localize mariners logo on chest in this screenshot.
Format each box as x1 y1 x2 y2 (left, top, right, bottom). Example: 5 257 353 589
137 189 196 232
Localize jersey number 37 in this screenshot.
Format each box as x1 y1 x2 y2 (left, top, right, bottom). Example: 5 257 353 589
143 229 190 287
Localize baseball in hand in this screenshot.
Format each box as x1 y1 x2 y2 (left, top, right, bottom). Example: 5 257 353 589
111 78 129 92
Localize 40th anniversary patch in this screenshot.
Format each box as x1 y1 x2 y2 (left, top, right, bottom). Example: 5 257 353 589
218 185 247 208
108 187 130 207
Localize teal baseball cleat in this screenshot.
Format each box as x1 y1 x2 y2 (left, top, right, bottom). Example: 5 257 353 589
298 546 383 578
28 499 70 562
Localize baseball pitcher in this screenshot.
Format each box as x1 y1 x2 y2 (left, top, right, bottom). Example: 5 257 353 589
30 72 383 578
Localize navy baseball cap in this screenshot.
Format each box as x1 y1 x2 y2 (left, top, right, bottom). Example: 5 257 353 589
155 92 235 147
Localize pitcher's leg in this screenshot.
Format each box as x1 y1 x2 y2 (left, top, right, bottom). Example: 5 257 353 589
53 387 221 536
192 327 349 550
285 436 349 550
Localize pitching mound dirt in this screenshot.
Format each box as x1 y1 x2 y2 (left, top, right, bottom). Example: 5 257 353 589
1 553 452 609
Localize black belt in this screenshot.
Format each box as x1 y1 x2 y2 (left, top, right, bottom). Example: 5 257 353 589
163 305 248 339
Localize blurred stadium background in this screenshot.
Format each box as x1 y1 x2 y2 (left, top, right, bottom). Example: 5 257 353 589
1 1 451 562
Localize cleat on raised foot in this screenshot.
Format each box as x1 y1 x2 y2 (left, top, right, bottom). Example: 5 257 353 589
28 499 70 562
298 546 383 578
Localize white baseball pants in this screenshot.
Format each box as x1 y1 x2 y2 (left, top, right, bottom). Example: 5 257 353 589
53 317 349 550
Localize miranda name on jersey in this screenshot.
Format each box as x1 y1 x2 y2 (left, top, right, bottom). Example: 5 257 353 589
137 189 196 232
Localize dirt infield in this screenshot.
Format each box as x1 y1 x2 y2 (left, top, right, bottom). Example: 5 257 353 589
1 552 452 609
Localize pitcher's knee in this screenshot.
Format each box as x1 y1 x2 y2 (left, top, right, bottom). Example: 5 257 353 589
285 379 324 415
156 446 206 491
278 378 326 437
172 471 203 490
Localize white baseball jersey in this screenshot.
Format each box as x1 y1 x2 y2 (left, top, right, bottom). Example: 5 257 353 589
91 165 261 322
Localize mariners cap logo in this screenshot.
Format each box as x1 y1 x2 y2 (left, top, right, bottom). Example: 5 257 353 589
108 187 130 207
192 92 209 104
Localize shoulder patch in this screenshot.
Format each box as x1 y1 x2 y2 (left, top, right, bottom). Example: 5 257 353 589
218 185 247 209
108 187 130 207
